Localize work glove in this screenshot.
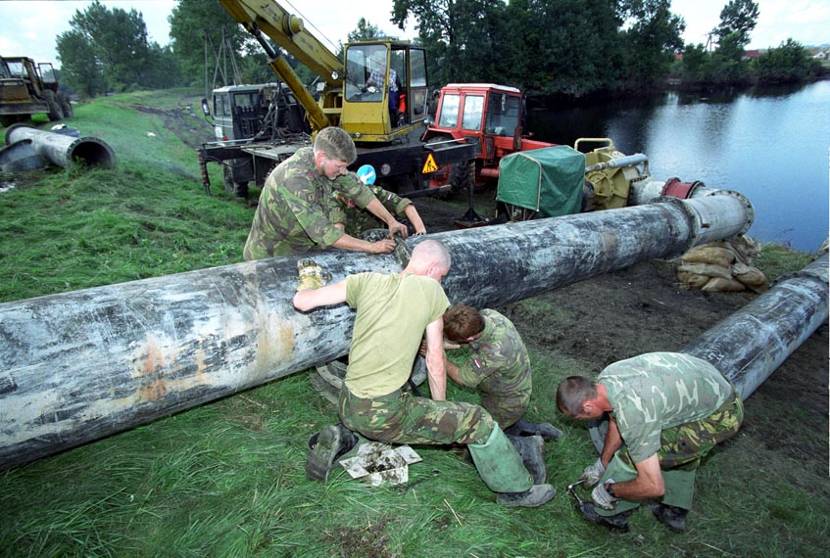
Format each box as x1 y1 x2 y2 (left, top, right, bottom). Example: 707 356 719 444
580 458 606 487
591 479 618 511
296 259 327 291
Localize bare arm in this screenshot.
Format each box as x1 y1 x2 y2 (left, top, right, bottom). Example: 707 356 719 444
365 198 408 238
600 417 623 467
332 232 395 254
292 281 347 312
424 318 446 401
609 454 665 500
404 204 427 235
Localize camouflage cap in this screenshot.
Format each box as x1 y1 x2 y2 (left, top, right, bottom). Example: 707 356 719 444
314 126 357 164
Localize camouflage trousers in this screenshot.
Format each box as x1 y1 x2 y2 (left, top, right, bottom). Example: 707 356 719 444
480 392 530 430
598 392 744 514
338 387 495 446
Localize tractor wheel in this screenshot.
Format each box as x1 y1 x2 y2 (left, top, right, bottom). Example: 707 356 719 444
449 160 476 195
59 93 73 118
223 165 249 198
43 90 64 121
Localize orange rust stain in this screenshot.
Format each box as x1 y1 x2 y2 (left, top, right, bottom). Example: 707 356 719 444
142 338 165 375
279 323 295 356
139 379 167 401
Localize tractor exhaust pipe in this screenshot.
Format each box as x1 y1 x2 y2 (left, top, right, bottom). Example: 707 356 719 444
2 124 116 170
0 193 752 468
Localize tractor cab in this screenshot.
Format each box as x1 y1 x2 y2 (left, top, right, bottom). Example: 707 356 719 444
341 41 429 140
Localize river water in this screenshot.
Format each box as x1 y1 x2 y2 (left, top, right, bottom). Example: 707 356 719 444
528 80 830 252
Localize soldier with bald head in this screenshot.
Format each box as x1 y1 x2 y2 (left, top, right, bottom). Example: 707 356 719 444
293 240 555 508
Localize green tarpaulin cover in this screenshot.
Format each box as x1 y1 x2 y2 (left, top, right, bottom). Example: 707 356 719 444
496 145 585 218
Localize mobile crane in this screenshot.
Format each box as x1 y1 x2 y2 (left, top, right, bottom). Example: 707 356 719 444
198 0 474 197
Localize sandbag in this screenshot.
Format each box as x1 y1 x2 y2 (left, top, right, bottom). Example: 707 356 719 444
677 271 710 289
681 245 735 268
732 262 767 287
702 277 746 292
677 262 733 280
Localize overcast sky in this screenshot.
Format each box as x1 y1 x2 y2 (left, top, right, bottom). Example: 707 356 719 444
0 0 827 68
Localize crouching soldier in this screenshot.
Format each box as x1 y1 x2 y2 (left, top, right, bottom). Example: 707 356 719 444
294 241 555 507
556 352 744 531
335 164 427 238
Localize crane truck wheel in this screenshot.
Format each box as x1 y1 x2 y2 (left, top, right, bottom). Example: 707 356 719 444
43 90 64 122
223 165 249 198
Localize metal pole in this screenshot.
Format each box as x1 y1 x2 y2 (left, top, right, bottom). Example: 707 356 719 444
683 254 828 399
4 124 116 169
0 194 751 468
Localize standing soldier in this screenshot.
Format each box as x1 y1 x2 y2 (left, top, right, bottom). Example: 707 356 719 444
293 240 555 507
243 127 408 260
556 352 744 531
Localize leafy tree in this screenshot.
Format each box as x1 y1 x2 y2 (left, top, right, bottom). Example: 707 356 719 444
715 0 759 48
169 0 246 84
619 0 685 88
754 39 821 83
56 30 106 97
348 18 383 42
56 0 174 94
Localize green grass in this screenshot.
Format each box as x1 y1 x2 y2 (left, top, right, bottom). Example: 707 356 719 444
1 91 827 557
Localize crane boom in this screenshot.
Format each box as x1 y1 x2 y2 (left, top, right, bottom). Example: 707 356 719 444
219 0 343 131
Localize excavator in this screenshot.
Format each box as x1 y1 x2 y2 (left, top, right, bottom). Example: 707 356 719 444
198 0 474 197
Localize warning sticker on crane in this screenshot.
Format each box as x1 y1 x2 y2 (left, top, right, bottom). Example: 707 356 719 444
421 153 438 174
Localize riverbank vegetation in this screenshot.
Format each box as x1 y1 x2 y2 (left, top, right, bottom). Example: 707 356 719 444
2 91 828 557
53 0 824 102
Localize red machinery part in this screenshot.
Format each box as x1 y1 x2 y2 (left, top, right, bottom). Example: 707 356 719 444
661 177 705 199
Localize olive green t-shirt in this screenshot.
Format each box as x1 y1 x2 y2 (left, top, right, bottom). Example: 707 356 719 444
344 272 450 398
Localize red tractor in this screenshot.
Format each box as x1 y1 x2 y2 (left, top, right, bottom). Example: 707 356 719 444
422 83 553 193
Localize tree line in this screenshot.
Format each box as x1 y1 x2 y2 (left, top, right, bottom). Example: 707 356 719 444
56 0 823 99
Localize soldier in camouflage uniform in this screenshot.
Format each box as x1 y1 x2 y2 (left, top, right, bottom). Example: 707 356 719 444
335 164 427 238
294 240 555 507
242 127 407 260
441 304 562 441
556 352 743 531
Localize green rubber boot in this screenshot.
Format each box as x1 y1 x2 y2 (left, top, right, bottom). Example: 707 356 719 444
469 425 556 507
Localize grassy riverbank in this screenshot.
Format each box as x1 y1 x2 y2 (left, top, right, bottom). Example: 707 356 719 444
1 91 827 557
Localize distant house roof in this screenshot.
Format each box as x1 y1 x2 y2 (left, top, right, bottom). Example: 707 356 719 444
743 49 762 59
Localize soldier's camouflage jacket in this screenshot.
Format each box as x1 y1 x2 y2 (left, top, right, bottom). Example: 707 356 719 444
337 184 412 237
456 309 532 426
243 147 375 260
599 352 735 463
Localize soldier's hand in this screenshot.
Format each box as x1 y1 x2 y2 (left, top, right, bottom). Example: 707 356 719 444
296 259 327 291
387 220 409 239
369 239 396 254
580 458 606 487
591 480 618 510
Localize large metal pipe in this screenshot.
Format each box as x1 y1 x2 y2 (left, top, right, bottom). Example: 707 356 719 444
0 194 751 468
588 254 828 453
683 254 828 399
4 124 116 169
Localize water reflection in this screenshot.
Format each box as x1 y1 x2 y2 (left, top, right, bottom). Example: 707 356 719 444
527 81 830 251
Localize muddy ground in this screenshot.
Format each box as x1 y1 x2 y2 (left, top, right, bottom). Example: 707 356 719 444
415 189 828 477
157 100 828 474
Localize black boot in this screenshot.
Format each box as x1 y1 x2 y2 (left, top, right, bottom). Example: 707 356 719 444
651 503 689 532
505 418 564 441
497 484 556 507
507 434 547 484
578 502 631 532
306 424 358 482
